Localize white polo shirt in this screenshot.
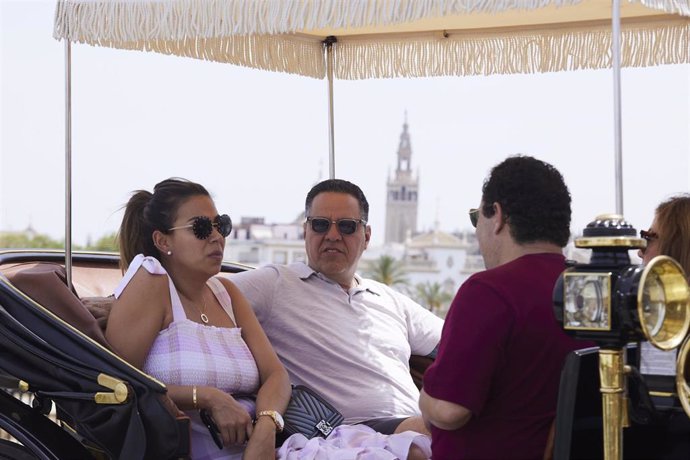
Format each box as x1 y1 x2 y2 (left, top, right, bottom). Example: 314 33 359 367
230 262 443 424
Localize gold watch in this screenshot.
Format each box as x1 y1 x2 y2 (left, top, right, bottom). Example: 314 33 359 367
256 410 284 432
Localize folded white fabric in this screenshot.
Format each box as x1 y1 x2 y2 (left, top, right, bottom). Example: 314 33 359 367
278 424 431 459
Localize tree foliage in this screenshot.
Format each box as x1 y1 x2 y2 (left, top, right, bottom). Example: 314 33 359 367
0 232 64 249
415 281 453 314
0 230 118 252
364 255 408 287
89 232 119 252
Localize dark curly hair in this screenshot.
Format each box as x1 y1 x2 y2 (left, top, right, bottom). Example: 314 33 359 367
305 179 369 222
481 155 571 247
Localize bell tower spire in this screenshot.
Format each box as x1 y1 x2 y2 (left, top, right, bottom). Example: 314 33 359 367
385 113 419 244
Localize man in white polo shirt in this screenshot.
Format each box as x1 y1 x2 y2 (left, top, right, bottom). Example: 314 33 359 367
231 179 442 435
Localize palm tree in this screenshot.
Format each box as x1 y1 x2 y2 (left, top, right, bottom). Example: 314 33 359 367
364 255 408 288
415 281 453 315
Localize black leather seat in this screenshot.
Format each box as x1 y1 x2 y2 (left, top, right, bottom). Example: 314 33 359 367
0 263 190 459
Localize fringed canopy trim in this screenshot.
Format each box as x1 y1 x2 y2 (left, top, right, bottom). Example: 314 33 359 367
53 0 690 79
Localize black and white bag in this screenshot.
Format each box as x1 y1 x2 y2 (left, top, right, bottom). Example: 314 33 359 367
278 385 344 444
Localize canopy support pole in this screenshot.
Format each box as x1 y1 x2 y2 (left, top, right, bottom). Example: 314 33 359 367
612 0 624 215
64 40 73 289
324 36 337 179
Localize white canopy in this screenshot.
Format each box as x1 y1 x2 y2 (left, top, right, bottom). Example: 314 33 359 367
54 0 690 79
51 0 690 267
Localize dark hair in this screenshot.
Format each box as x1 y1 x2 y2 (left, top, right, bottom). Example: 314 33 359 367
118 178 210 270
655 194 690 275
481 155 571 246
305 179 369 221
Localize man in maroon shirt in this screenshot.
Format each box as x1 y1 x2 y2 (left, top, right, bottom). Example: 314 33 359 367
420 155 589 459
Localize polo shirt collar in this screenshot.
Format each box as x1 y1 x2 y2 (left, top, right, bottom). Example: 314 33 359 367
290 262 381 296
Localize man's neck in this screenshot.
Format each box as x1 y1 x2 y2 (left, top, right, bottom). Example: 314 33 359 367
497 241 563 267
307 263 357 291
338 276 357 291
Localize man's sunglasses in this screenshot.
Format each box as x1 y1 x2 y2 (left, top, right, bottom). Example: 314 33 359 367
169 214 232 240
306 217 366 235
469 208 480 228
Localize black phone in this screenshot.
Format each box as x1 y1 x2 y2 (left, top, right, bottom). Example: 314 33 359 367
199 409 223 449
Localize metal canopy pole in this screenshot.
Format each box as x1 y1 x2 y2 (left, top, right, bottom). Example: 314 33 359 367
64 40 73 289
324 36 337 179
612 0 624 215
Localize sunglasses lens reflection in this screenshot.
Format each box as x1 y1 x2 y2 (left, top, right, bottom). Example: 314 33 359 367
337 220 358 235
469 209 479 228
216 214 233 237
192 217 213 239
311 218 331 233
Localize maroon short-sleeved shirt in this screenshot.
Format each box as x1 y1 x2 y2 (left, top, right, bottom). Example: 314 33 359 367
424 253 589 460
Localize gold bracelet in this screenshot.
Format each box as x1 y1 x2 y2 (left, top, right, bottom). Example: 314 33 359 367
192 385 198 409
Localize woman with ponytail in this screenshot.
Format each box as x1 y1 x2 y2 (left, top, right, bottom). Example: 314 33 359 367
107 178 290 460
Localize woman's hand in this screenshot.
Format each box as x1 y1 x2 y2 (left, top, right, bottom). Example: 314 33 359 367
243 416 277 459
200 387 254 446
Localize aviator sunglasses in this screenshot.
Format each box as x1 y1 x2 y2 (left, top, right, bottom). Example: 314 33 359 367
169 214 232 240
306 217 367 235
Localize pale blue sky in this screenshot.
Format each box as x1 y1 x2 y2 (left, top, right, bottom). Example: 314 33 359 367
2 1 689 246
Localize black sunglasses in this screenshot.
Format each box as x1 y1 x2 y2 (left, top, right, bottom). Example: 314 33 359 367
469 208 480 228
169 214 232 240
306 217 366 235
640 229 659 242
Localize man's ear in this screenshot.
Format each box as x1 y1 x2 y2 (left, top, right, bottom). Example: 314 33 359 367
492 202 507 235
364 224 372 249
152 230 169 254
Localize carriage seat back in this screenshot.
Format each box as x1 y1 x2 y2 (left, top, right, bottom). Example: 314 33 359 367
1 262 110 348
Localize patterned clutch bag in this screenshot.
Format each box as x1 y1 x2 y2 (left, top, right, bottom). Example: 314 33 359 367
279 385 344 444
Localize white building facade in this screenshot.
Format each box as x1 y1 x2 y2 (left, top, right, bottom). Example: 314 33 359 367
225 217 306 267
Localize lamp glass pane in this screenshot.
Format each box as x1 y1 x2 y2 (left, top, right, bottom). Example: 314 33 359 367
563 272 611 331
641 272 665 337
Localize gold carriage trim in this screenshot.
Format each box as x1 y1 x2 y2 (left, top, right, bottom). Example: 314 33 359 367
575 237 646 248
95 373 129 405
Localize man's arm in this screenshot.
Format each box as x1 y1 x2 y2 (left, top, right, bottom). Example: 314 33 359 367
425 344 438 359
419 388 472 431
397 291 444 357
226 266 280 321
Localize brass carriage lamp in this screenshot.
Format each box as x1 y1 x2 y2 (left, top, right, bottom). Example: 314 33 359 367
678 336 690 416
552 214 690 460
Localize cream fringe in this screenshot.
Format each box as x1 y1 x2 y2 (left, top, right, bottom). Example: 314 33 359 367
53 0 690 79
334 16 690 79
54 1 593 39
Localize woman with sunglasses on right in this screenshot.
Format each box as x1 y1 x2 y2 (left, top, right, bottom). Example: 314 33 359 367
638 194 690 275
106 178 291 459
636 195 690 456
